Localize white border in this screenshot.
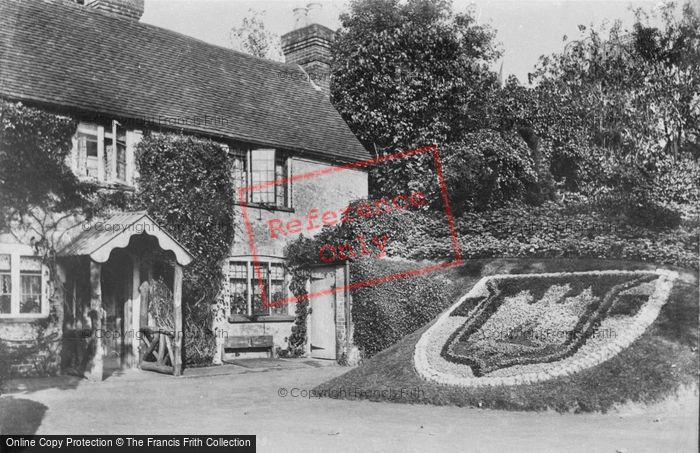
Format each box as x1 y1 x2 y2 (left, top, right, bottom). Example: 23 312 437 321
413 269 678 387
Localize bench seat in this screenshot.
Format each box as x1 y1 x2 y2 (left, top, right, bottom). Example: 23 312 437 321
222 335 274 359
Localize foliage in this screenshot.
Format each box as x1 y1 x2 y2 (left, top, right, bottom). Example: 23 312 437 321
650 157 700 205
135 132 236 365
314 259 698 413
283 236 317 357
440 131 539 211
442 273 657 376
349 257 453 358
148 278 174 330
506 2 700 194
332 0 500 153
182 295 216 366
0 100 92 229
370 131 544 215
0 306 62 381
229 9 283 61
293 197 698 271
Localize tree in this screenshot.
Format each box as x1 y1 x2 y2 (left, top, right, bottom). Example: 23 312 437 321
229 9 283 61
527 2 699 182
331 0 501 154
492 2 699 197
629 2 700 159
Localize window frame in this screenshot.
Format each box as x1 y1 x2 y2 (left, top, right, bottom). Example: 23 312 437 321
0 244 48 319
226 258 292 321
232 148 291 210
71 120 138 186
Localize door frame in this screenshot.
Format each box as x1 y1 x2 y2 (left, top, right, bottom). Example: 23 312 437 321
308 266 339 360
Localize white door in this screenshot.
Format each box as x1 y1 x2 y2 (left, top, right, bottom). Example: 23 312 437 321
309 270 336 360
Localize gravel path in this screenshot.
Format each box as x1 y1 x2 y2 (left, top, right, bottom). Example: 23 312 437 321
1 360 697 453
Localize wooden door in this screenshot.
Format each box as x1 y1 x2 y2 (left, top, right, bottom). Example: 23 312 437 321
309 269 337 360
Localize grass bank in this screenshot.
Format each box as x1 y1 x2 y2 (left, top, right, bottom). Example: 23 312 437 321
315 258 698 413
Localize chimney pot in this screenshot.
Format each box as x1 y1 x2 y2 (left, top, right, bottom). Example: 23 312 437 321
306 2 323 25
293 7 308 30
85 0 144 20
281 4 335 97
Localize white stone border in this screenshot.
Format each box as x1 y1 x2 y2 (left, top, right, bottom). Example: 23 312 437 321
413 269 678 387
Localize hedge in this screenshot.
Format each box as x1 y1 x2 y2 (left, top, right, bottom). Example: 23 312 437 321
287 196 697 359
135 132 236 366
350 257 454 358
322 199 698 271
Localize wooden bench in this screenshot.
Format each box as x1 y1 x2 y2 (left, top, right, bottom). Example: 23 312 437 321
222 335 274 360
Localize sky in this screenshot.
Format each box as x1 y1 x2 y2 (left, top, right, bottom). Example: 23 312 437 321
141 0 674 83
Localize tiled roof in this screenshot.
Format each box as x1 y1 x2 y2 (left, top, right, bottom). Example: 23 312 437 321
0 0 369 162
58 211 193 266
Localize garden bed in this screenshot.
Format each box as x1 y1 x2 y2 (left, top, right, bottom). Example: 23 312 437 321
314 259 698 413
416 270 676 386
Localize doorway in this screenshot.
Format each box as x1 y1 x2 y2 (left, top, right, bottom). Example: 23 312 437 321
308 269 337 360
100 250 132 375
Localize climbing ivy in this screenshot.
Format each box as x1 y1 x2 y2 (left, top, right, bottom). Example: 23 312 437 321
135 132 236 365
283 236 319 356
0 100 92 229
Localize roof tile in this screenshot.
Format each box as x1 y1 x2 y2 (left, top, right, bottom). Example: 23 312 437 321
0 0 369 162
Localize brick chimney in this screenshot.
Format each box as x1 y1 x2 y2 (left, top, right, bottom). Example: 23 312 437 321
281 3 335 96
85 0 144 20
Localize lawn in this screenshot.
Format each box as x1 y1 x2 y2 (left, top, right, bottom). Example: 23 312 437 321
314 258 699 413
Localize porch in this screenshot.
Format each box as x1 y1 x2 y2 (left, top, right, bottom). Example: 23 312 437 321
58 212 192 381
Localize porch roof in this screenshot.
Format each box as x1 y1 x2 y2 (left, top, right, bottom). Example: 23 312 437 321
58 211 193 266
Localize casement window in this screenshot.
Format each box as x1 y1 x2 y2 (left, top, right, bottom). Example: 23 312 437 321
72 120 138 185
227 260 289 318
231 149 290 208
0 248 47 318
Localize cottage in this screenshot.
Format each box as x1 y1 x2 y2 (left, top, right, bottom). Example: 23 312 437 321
0 0 369 379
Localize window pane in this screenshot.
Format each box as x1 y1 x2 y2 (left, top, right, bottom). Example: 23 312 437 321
269 282 286 315
20 274 41 314
86 138 98 157
251 284 265 316
20 256 41 271
116 126 127 181
228 261 248 315
77 132 99 178
269 264 286 315
0 274 11 314
270 263 285 280
275 156 288 207
116 125 127 142
229 279 248 315
0 254 10 271
231 149 247 197
250 149 276 205
228 261 247 279
250 264 268 316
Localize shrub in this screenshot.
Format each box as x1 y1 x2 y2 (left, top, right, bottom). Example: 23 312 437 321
350 257 454 357
651 157 700 205
0 100 90 229
589 192 683 230
296 198 698 271
136 132 235 365
371 131 540 215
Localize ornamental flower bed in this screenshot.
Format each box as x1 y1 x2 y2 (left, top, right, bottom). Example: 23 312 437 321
414 270 678 387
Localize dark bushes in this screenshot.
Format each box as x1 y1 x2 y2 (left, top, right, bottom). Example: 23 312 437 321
350 258 453 358
305 200 698 271
136 132 236 365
